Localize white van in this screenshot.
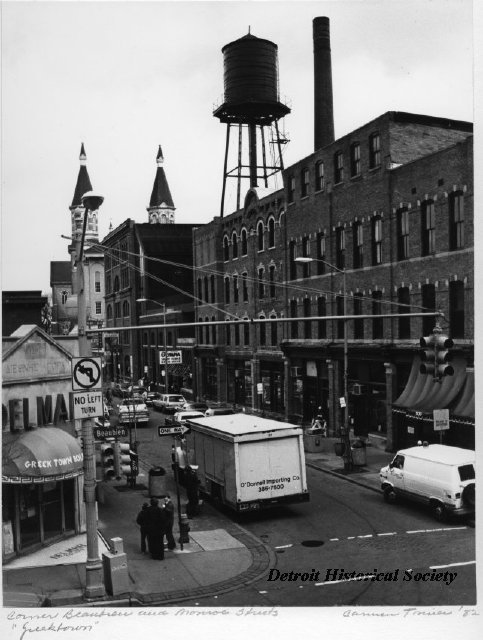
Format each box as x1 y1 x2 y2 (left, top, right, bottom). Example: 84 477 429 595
380 443 475 521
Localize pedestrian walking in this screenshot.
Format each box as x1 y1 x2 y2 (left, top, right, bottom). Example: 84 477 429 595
163 495 176 550
136 502 149 553
145 497 168 560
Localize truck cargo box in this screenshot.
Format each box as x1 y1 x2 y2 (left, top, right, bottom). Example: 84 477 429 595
184 414 309 512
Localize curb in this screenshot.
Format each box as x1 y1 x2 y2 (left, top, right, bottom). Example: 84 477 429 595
306 460 382 494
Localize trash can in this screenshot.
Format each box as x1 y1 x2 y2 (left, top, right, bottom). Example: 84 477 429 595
303 433 325 453
148 466 166 497
334 442 345 457
351 440 367 466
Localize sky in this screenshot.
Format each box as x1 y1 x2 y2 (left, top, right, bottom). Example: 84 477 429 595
0 0 477 294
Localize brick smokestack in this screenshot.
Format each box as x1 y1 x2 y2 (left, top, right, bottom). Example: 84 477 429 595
313 17 335 150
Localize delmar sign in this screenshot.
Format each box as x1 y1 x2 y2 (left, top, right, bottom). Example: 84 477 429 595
433 408 450 431
73 390 104 420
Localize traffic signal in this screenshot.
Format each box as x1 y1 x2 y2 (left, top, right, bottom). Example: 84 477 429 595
434 333 454 379
100 442 116 480
419 334 436 375
113 442 131 479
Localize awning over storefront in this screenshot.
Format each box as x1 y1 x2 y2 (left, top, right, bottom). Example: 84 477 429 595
2 427 84 484
393 356 474 418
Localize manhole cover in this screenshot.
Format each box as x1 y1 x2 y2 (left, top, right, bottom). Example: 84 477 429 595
301 540 324 547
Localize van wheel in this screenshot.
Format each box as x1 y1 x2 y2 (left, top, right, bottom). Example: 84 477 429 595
462 484 475 508
383 487 397 504
431 502 447 522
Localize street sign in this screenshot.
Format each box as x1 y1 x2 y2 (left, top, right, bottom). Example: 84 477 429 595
339 397 346 408
159 350 183 365
94 425 128 440
257 382 263 394
72 356 102 391
73 390 104 419
158 424 190 437
433 409 450 431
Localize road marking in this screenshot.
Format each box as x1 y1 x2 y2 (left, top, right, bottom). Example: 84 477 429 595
259 590 268 594
329 538 339 542
377 532 397 536
407 529 426 534
316 574 377 586
275 544 293 549
357 534 373 539
347 536 355 540
430 561 475 569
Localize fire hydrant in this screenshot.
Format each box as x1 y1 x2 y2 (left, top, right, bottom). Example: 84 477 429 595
179 513 190 544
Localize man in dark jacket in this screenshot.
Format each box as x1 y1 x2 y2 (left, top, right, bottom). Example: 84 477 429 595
162 495 176 550
136 502 149 553
146 497 168 560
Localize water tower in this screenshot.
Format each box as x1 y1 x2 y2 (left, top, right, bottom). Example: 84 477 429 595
214 31 290 216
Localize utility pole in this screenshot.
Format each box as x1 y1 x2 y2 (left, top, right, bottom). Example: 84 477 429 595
78 191 105 599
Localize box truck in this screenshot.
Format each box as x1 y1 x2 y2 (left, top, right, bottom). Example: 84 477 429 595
180 413 309 512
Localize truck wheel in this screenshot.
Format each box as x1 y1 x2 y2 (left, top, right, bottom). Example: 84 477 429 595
383 487 397 504
431 502 447 522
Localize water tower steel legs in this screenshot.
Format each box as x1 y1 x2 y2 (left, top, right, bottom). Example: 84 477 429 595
249 123 257 189
220 124 231 217
237 124 242 210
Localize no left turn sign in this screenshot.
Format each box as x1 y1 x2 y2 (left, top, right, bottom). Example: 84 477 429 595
72 357 102 391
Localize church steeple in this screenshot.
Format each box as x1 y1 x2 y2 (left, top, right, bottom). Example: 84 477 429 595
147 145 176 224
69 143 99 247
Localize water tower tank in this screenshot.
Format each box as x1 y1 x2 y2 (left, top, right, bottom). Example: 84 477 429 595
215 32 290 124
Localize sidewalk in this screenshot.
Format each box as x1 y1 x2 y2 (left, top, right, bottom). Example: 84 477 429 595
2 434 392 608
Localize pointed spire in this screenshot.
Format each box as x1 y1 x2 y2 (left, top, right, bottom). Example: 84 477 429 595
79 143 87 166
109 219 113 232
71 143 92 207
149 145 175 209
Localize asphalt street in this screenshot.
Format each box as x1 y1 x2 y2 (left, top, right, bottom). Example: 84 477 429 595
107 401 476 607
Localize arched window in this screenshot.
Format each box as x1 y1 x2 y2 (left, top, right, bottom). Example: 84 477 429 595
317 297 326 338
268 217 275 248
123 300 130 317
224 277 230 304
204 317 210 345
198 317 203 343
113 276 120 292
372 216 383 265
270 314 278 346
241 228 248 255
197 278 203 301
95 271 101 293
242 272 249 302
449 192 464 251
210 275 216 303
301 167 309 198
233 275 239 303
398 287 411 339
244 318 250 345
106 304 113 320
204 277 209 303
225 319 231 346
211 316 217 345
449 280 465 338
315 161 325 191
303 298 312 339
290 300 298 339
61 290 69 304
257 221 264 251
223 235 229 261
259 315 266 346
353 293 364 339
421 200 435 256
232 231 238 259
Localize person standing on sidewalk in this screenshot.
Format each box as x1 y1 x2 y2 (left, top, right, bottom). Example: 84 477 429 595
146 497 168 560
163 495 176 550
136 502 149 553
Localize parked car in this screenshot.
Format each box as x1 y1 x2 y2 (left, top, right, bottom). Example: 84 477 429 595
118 395 149 425
152 394 186 413
380 443 475 521
181 401 209 413
113 383 130 398
145 391 161 407
168 410 206 429
204 406 235 417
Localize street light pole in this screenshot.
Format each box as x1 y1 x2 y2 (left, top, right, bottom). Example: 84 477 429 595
79 191 105 599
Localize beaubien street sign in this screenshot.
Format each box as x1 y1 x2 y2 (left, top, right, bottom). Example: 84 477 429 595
158 425 190 437
94 425 128 440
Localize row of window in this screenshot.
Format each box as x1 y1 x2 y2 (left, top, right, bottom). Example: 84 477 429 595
289 192 465 275
197 280 465 344
198 266 279 307
223 217 281 261
288 133 381 202
104 242 129 271
105 268 130 294
106 300 130 320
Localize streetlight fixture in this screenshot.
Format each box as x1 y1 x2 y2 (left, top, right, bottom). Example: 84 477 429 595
79 191 105 598
136 298 171 393
295 256 352 471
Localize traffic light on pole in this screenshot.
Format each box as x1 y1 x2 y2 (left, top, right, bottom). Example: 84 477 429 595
434 333 454 379
419 334 436 376
100 442 115 480
113 442 131 479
